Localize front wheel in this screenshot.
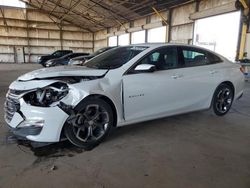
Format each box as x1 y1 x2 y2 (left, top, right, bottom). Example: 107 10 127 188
64 98 114 149
212 84 234 116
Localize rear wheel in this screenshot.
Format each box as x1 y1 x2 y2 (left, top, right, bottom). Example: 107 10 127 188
64 98 113 149
212 84 234 116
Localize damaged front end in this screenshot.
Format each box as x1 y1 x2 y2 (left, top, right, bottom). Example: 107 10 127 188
4 74 104 143
22 82 69 107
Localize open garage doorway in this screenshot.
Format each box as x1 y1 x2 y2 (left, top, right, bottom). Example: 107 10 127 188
193 11 241 61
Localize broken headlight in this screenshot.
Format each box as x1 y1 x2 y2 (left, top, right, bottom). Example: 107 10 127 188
23 82 69 107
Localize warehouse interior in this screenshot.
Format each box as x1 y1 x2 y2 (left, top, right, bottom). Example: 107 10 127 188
0 0 250 187
0 0 249 63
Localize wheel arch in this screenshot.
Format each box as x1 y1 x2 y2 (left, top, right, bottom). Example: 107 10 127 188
76 94 118 127
210 81 235 108
60 94 118 141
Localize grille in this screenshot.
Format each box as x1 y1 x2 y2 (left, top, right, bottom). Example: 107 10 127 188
4 90 22 123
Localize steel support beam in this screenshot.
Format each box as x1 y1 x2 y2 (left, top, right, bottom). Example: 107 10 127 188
58 0 82 22
45 0 107 30
22 0 93 32
59 23 63 50
25 9 31 63
0 8 8 32
168 9 172 43
238 0 250 60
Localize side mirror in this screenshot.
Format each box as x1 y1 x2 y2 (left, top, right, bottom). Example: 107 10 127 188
134 64 156 73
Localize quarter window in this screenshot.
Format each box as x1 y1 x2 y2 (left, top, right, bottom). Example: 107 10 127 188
207 52 223 64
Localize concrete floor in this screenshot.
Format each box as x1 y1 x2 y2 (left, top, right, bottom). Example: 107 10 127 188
0 64 250 188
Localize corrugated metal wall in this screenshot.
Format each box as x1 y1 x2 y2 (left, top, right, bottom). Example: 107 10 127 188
0 8 93 63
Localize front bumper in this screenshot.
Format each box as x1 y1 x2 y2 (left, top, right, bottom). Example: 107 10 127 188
5 98 69 142
8 125 42 140
37 59 45 65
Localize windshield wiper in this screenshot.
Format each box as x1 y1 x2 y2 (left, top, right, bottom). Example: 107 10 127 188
85 64 121 70
85 65 100 69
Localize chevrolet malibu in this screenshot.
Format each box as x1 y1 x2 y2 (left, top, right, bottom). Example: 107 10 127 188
4 44 244 149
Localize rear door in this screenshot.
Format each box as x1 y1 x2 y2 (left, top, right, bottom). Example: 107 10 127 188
177 46 224 109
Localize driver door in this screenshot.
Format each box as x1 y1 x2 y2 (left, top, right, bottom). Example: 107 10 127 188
122 46 188 121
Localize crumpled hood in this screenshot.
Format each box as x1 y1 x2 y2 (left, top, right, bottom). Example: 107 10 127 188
18 66 108 81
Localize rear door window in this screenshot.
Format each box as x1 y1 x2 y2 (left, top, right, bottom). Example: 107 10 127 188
180 47 222 67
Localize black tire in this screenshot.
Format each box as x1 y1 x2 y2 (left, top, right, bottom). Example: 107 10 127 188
212 83 234 116
64 98 114 150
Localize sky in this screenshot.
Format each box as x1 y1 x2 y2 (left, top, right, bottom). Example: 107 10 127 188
0 0 25 8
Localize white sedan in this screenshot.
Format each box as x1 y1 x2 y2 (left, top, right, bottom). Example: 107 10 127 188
4 44 244 149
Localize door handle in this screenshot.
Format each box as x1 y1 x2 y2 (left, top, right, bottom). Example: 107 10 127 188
172 74 183 79
209 70 218 74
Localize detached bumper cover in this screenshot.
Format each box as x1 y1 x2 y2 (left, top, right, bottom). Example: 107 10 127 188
9 125 42 139
5 99 69 142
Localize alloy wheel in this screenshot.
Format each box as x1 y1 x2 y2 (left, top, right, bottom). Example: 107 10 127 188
213 84 234 116
71 104 110 142
64 98 113 149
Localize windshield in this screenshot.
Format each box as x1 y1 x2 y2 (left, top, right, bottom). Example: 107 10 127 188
91 47 111 56
72 56 86 61
84 46 148 69
52 51 61 56
60 53 73 59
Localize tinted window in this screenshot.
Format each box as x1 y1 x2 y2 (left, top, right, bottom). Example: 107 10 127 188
181 47 222 67
61 53 73 59
62 51 70 55
53 50 71 57
61 53 82 59
53 51 62 57
92 47 113 56
136 47 179 70
207 52 222 64
182 49 209 66
84 46 148 69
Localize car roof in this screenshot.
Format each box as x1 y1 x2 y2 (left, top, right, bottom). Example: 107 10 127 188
124 43 199 48
57 50 72 52
71 55 90 60
121 43 224 58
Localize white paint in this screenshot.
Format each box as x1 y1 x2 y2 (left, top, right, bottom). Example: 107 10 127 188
5 43 245 142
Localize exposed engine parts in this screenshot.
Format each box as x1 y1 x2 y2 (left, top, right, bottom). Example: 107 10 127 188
23 82 69 107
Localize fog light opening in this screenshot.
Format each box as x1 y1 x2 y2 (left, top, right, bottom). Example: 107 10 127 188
18 119 45 128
